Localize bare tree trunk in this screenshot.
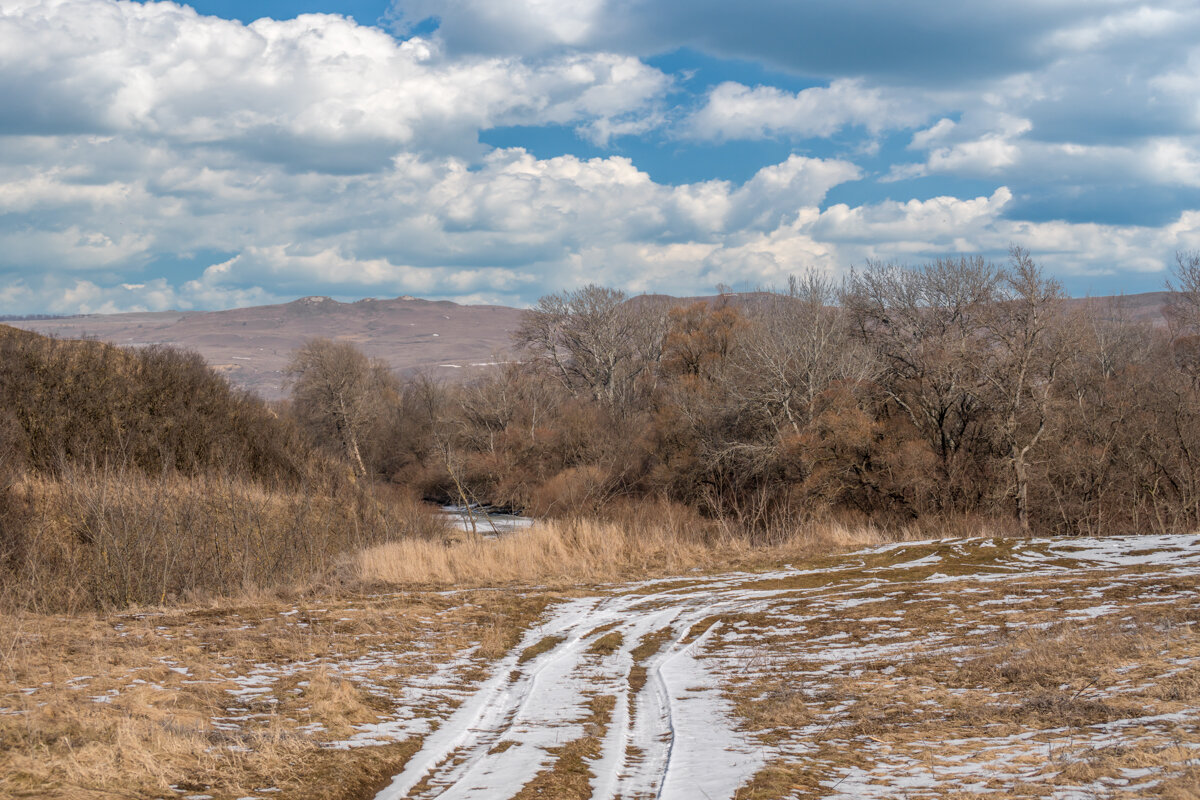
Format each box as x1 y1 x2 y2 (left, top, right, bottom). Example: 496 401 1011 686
336 394 368 478
1013 444 1030 531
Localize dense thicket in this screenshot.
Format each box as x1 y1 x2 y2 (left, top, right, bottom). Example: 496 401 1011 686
0 327 420 612
0 326 314 483
363 249 1200 537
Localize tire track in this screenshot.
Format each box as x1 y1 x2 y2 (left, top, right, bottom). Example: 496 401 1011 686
374 581 767 800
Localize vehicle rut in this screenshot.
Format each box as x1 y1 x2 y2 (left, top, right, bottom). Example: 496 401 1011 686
368 533 1200 800
373 581 761 800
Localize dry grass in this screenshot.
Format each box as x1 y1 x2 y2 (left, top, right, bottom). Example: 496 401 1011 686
357 516 897 589
0 504 916 799
628 627 675 699
589 631 624 655
2 469 441 613
10 509 1180 800
722 559 1200 799
519 635 568 665
0 588 553 800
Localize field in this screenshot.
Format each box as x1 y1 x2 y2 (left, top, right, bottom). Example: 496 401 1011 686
2 530 1198 799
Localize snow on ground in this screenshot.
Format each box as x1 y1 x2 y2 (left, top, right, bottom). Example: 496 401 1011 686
31 534 1189 798
437 505 537 536
370 534 1200 799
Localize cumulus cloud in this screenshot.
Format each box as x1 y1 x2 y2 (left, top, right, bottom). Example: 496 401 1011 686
0 0 670 167
3 0 1200 314
4 133 1196 314
392 1 1200 163
0 119 869 311
684 80 942 142
895 114 1200 194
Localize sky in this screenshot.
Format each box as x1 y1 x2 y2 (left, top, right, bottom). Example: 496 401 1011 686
3 1 1200 314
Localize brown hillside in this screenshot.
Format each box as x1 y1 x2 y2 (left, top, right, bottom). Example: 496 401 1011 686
9 296 524 399
7 290 1172 399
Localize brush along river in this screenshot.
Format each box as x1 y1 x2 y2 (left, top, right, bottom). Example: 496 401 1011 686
368 534 1200 799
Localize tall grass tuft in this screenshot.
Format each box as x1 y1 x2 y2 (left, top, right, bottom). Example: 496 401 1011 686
357 507 896 589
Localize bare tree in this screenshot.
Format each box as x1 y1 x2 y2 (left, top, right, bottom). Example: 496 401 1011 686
651 276 878 526
514 285 668 409
843 257 1002 508
1165 250 1200 335
735 271 876 436
985 247 1068 530
1164 250 1200 379
286 339 394 478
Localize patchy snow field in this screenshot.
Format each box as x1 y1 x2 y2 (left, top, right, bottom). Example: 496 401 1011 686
361 534 1200 799
2 534 1198 799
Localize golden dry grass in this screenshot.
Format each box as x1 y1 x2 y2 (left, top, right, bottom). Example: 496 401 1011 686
0 505 914 800
0 588 553 800
8 515 1187 800
3 469 442 613
356 517 896 588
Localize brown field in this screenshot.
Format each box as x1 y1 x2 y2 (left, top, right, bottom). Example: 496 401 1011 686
2 525 1197 800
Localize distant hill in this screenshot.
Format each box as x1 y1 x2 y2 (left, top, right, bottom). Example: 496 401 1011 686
1064 290 1172 327
7 290 1172 399
9 296 524 399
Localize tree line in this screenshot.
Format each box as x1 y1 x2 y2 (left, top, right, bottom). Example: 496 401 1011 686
297 248 1200 536
5 247 1199 610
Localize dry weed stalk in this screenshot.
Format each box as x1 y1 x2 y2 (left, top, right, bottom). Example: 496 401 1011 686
356 516 896 588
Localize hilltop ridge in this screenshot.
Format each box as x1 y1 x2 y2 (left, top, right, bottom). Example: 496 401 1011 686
9 295 524 399
6 290 1172 399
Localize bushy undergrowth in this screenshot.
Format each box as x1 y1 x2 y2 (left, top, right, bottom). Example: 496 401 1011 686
0 326 436 612
0 325 311 482
376 256 1200 538
1 469 438 613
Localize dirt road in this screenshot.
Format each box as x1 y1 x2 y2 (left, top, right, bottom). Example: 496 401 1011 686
374 534 1200 799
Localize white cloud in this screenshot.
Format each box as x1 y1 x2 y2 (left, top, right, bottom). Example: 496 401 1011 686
7 145 1197 315
1045 4 1185 52
684 80 940 142
0 130 867 312
728 155 861 230
814 188 1016 247
3 0 1200 315
892 113 1033 180
896 119 1200 189
548 187 1200 297
0 0 670 164
0 225 154 271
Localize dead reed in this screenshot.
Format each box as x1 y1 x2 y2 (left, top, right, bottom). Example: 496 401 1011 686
355 514 898 588
0 468 441 613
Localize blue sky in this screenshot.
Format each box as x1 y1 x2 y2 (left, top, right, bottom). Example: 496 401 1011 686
2 0 1200 313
